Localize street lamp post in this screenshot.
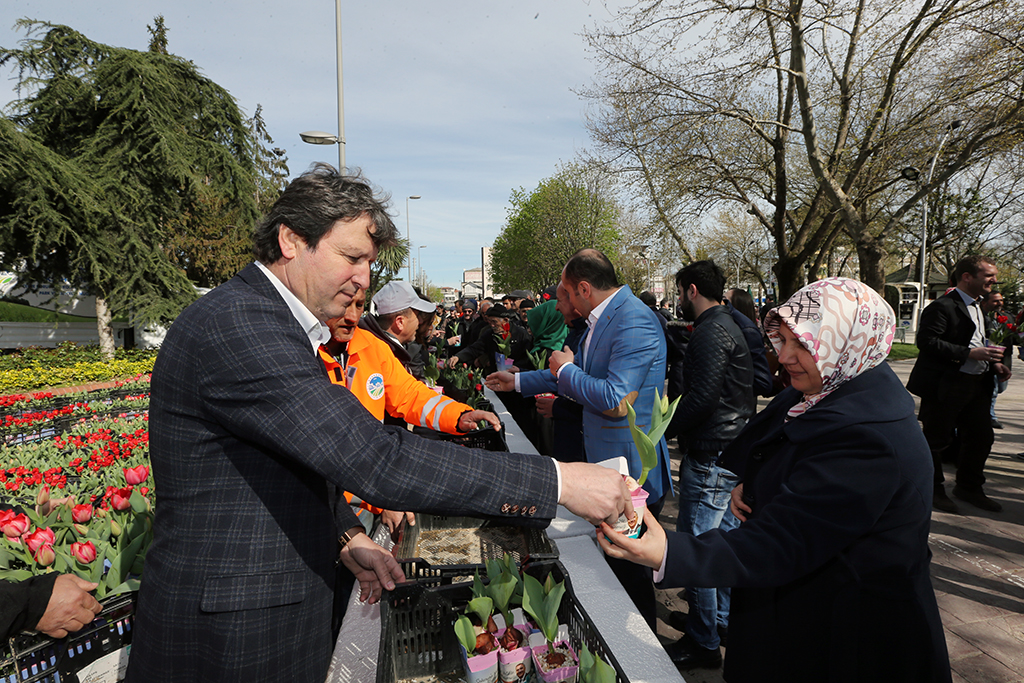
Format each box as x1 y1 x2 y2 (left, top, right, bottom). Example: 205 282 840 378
418 245 427 289
406 196 421 282
298 0 346 171
901 119 962 330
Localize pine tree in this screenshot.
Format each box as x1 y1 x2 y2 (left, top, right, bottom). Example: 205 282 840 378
0 19 263 356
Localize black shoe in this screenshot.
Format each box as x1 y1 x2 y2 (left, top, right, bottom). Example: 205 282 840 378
952 485 1002 512
667 612 728 646
933 486 959 513
992 419 1004 429
668 610 687 633
664 635 722 669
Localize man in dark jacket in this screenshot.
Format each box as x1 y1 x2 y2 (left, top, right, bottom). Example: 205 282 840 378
664 260 755 668
1 574 101 640
907 255 1011 513
724 299 773 398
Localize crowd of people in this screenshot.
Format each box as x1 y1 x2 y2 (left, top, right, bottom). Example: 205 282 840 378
3 164 1019 683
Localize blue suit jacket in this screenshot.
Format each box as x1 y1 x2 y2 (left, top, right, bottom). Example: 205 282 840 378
127 264 558 682
519 286 672 503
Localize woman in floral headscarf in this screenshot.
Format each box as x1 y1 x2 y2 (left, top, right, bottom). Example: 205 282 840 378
599 278 950 683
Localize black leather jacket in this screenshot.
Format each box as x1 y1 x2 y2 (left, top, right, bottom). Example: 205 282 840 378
666 304 755 453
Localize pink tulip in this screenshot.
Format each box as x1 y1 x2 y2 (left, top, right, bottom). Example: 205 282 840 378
36 484 50 506
71 504 94 524
123 465 149 486
1 512 29 539
33 544 55 567
70 541 97 564
111 488 132 511
24 527 55 552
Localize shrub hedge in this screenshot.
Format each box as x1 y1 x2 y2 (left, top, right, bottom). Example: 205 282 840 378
0 343 157 393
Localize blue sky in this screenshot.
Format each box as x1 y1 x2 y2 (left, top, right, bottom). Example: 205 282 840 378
1 0 622 289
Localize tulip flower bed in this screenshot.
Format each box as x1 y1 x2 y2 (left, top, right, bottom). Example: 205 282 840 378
0 379 153 599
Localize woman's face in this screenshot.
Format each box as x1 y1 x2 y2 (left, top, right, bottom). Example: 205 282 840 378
777 323 823 395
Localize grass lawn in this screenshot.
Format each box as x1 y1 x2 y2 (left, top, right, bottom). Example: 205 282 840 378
887 342 919 361
0 301 96 322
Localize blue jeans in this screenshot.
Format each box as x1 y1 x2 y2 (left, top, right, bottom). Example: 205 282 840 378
676 452 740 650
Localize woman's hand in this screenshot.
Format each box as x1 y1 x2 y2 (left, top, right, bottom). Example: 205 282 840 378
731 483 751 522
595 507 666 570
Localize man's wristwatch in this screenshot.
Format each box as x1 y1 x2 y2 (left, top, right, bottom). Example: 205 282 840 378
338 527 366 551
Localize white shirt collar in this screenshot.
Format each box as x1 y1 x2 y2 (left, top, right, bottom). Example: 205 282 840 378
254 260 330 353
586 288 619 330
954 287 980 307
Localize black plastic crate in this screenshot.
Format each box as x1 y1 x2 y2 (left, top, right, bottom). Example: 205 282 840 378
437 422 507 451
393 514 557 582
377 560 628 683
1 590 136 683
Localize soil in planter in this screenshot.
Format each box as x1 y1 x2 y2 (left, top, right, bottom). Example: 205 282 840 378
413 527 531 566
535 644 576 675
400 672 469 683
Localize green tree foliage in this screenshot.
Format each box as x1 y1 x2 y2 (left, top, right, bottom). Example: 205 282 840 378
491 164 621 294
0 19 264 351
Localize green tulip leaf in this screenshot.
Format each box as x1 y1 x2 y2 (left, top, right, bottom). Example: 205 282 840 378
129 489 148 514
579 644 595 678
487 569 518 614
454 615 477 654
647 395 681 447
626 401 656 486
467 596 494 625
649 389 664 435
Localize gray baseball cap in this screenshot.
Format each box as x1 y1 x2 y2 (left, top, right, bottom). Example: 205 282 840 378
374 281 436 315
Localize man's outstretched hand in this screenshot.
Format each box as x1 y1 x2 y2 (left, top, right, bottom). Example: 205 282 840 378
557 462 634 527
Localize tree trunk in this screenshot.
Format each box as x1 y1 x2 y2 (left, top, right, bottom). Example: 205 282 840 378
855 239 887 293
774 256 806 301
96 297 115 360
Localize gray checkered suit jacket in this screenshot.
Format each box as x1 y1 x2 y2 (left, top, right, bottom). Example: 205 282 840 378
126 264 558 682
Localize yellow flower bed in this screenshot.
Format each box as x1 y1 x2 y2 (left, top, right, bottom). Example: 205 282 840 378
0 359 156 393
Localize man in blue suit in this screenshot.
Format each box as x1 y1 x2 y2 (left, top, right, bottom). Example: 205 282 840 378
486 248 671 628
125 166 633 683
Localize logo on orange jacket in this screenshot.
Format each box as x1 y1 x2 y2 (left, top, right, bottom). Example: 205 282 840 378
366 373 385 400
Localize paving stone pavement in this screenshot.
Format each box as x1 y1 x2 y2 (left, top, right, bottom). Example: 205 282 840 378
653 359 1024 683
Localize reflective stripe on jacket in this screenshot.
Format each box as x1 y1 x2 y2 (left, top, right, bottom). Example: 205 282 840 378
318 328 470 433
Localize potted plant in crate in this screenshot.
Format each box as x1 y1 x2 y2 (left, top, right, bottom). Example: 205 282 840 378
578 644 616 683
522 573 578 683
484 558 533 683
455 595 500 683
618 388 679 538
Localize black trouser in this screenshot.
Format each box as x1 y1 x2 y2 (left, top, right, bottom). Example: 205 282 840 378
918 371 994 491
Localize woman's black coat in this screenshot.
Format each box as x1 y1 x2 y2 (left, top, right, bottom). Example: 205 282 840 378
658 363 950 683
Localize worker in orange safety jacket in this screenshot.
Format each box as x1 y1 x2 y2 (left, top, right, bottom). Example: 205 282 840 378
320 288 501 527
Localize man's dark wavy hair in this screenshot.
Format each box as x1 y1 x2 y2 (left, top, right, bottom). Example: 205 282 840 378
253 163 398 264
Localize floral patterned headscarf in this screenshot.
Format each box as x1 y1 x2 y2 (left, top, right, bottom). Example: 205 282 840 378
764 277 896 419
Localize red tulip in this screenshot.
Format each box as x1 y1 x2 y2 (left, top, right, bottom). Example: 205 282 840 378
33 544 55 567
71 504 94 523
1 512 29 539
996 314 1008 324
70 541 97 564
124 465 149 485
111 488 132 511
475 384 483 392
24 527 55 552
